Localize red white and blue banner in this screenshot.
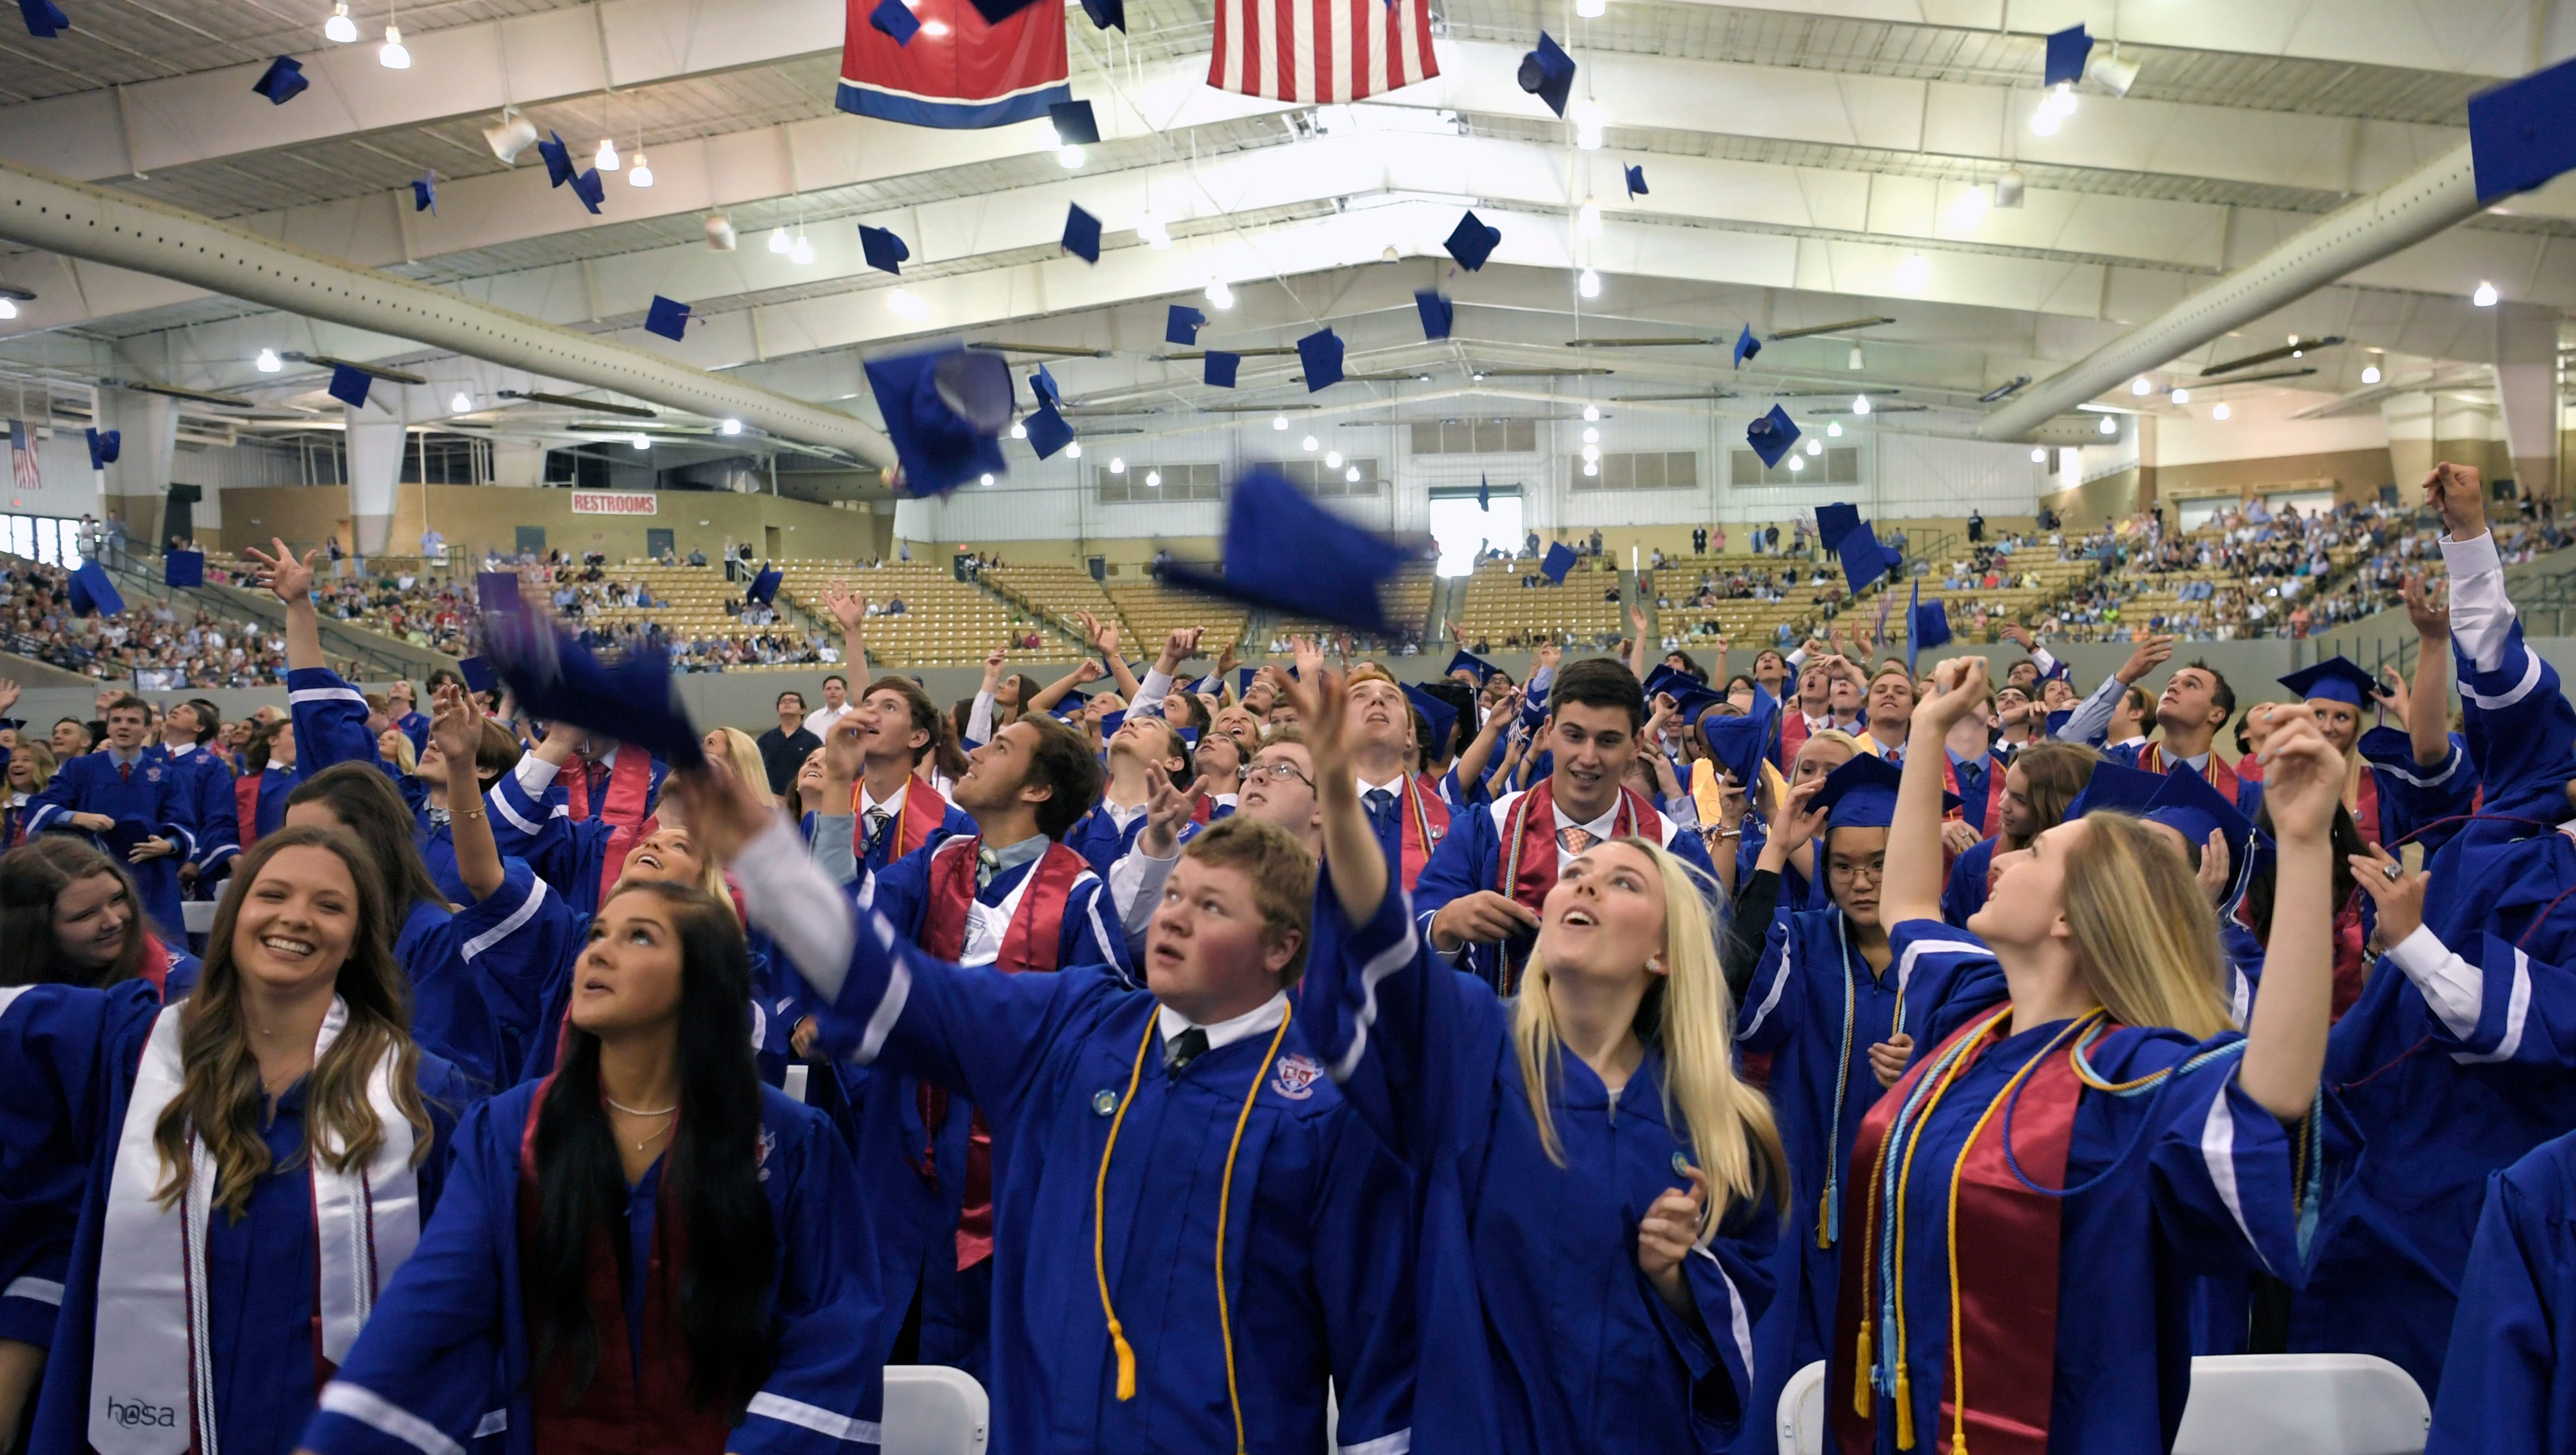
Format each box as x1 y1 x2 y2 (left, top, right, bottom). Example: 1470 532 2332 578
1208 0 1438 102
839 0 1070 129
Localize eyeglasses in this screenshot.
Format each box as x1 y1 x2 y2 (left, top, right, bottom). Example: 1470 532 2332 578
1827 860 1886 883
1250 761 1314 788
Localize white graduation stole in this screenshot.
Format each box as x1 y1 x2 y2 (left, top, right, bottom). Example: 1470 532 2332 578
91 998 421 1455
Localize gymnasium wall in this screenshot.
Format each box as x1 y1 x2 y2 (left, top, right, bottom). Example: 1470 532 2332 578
209 483 891 563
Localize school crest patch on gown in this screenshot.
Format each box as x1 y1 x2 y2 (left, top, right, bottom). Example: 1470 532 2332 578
1271 1053 1322 1100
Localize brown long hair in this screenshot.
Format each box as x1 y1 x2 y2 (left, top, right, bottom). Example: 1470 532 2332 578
0 837 152 987
152 826 431 1219
2002 742 2099 853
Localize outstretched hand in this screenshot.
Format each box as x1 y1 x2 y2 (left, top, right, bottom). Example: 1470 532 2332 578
242 538 318 603
1138 764 1208 859
1912 655 1991 732
2401 575 2449 642
2350 842 2430 945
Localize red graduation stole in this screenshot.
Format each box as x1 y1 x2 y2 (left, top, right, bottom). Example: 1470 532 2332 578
567 750 660 905
1780 710 1811 768
1396 772 1452 893
916 838 1089 1271
1496 778 1660 912
2135 741 2252 810
1937 751 2008 839
854 777 949 862
2350 765 2380 849
1832 1007 2085 1455
232 776 261 851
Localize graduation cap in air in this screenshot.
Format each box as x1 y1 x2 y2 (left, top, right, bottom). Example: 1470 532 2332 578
962 0 1046 25
1077 0 1124 31
481 603 705 767
1049 99 1102 146
537 131 577 188
1641 663 1693 702
1297 328 1345 391
869 0 921 44
1700 694 1778 792
164 550 203 589
1444 211 1502 272
1906 581 1950 674
1161 468 1412 635
1624 164 1648 198
2470 56 2576 202
328 365 373 408
411 170 437 214
860 225 910 276
252 56 308 105
569 168 604 213
20 0 67 38
2278 657 2383 710
68 559 122 618
1030 363 1064 411
1166 304 1207 346
1023 402 1076 459
747 565 783 607
1447 649 1504 684
861 344 1014 497
1518 32 1576 118
1415 290 1455 341
2144 763 2256 907
1541 540 1577 584
1403 683 1460 758
84 427 119 469
2043 24 2091 87
458 656 499 696
1745 404 1799 467
1476 474 1490 510
1062 203 1102 263
1051 688 1092 721
644 295 693 342
1203 351 1240 388
1732 324 1762 369
475 571 524 614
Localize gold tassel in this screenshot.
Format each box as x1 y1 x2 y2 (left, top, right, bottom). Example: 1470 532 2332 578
1894 1365 1916 1450
1109 1317 1137 1401
1853 1328 1874 1417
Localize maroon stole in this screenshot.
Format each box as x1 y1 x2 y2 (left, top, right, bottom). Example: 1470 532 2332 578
1780 711 1811 768
1937 752 2008 839
134 934 175 1000
2350 767 2380 849
1495 779 1661 952
1398 773 1452 893
1832 1008 2085 1455
916 838 1089 1270
515 1082 730 1455
2136 741 2251 811
567 751 659 906
853 777 949 862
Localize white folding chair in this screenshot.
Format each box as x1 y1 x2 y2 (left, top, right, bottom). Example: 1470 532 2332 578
180 899 218 935
879 1365 989 1455
2173 1354 2429 1455
1777 1359 1827 1455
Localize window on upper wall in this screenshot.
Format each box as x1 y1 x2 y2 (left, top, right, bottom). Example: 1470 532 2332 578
1729 446 1861 487
1409 419 1539 454
1572 451 1700 491
1097 462 1222 503
1261 459 1384 497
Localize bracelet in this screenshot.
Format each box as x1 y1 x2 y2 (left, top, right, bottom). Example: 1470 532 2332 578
1716 828 1743 840
453 807 486 820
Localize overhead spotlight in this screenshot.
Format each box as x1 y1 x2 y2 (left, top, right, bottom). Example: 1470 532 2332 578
1571 100 1605 151
1205 278 1235 310
1471 370 1486 381
2031 447 2048 463
1575 0 1605 16
2099 414 2118 435
1059 144 1085 169
1 297 21 319
1271 414 1288 431
981 472 996 486
1301 435 1319 452
2361 364 2383 384
1578 199 1602 236
379 22 410 68
484 110 539 163
1847 344 1865 371
255 348 282 372
790 234 816 265
1110 456 1126 473
2474 281 2499 306
1011 421 1027 439
704 212 737 251
1949 186 1990 228
2212 403 2230 420
920 18 949 33
1138 214 1171 250
449 391 472 413
628 151 654 187
1993 169 2026 209
2030 106 2060 137
1787 454 1805 472
1577 268 1601 298
720 418 743 436
1852 394 1871 416
325 1 357 41
1325 450 1343 468
1343 465 1361 483
1805 437 1823 456
1065 441 1082 458
631 433 651 450
595 138 621 172
886 287 925 319
768 226 792 254
1581 427 1599 444
1145 470 1162 487
1583 460 1599 476
2131 377 2153 395
2048 82 2077 117
1826 421 1843 437
2089 48 2140 97
1582 404 1600 421
2170 387 2190 404
1894 254 1930 292
1582 444 1600 462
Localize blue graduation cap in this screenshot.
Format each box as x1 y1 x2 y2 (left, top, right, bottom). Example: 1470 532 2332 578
1023 402 1075 459
164 550 203 589
1701 696 1777 791
537 132 576 188
860 224 910 276
1731 324 1761 368
458 656 499 697
569 168 604 213
861 345 1013 497
644 295 692 342
1641 663 1693 701
1745 404 1799 467
747 565 782 607
68 559 122 618
1518 32 1576 118
2279 656 2381 709
481 603 705 767
1098 708 1129 738
2144 765 2256 906
1166 304 1207 346
411 170 437 214
1624 163 1648 198
1062 203 1102 263
2043 24 2091 87
1444 211 1502 272
869 0 921 44
328 365 372 408
1077 0 1124 31
1203 351 1241 388
1049 99 1101 146
1814 752 1954 829
1906 581 1950 674
1297 327 1344 391
2470 57 2576 203
1541 540 1577 584
963 0 1046 24
1834 523 1896 596
1030 363 1063 411
1051 688 1091 721
1415 289 1455 340
1816 502 1861 552
475 570 523 614
20 0 67 38
1476 473 1490 510
2068 761 2162 820
1161 468 1411 634
1403 683 1459 758
84 427 119 469
1447 649 1503 683
252 56 308 105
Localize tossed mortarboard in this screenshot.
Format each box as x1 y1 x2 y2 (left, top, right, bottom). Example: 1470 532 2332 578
251 56 308 105
1098 708 1129 737
1030 363 1064 411
2279 657 2382 709
1746 404 1799 468
481 604 705 767
869 0 921 43
2143 764 2256 906
860 224 910 276
1298 327 1345 391
1732 324 1761 368
2043 24 2091 87
1161 468 1411 635
85 427 119 469
328 365 373 408
1024 401 1075 459
68 559 122 618
1624 163 1648 198
164 550 203 589
1816 502 1861 552
475 571 523 614
1049 99 1102 146
2469 57 2576 203
1447 649 1503 683
20 0 68 38
1641 663 1693 701
861 345 1014 497
1203 351 1241 388
747 565 783 607
1415 289 1455 340
2069 761 2162 819
537 131 576 188
1906 581 1951 674
1834 521 1897 597
411 170 437 214
1518 32 1576 118
1701 694 1778 791
1445 211 1502 272
1062 203 1102 263
1166 304 1207 346
1476 474 1490 510
1403 683 1460 758
644 295 692 342
1541 540 1577 584
569 167 604 212
1078 0 1124 30
458 656 499 696
1051 688 1091 721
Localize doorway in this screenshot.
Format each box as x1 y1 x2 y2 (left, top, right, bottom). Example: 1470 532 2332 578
646 528 674 560
1428 491 1522 577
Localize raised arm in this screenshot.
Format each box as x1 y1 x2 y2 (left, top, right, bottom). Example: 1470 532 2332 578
1078 610 1140 700
2402 575 2454 769
1295 669 1389 927
1130 627 1202 719
1885 656 1988 925
967 647 1006 745
243 538 324 671
2235 708 2340 1121
818 581 872 694
428 685 503 903
1451 686 1519 793
1027 658 1102 716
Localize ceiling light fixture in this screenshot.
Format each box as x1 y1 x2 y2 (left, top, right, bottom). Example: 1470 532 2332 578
1065 441 1082 458
1571 99 1605 150
1146 470 1162 486
1301 435 1319 451
2212 403 2230 420
2170 387 2190 404
1582 444 1600 462
1787 454 1805 472
256 348 281 372
1206 278 1235 309
2032 447 2048 463
1271 414 1289 431
1949 186 1990 228
449 391 471 413
1583 460 1599 476
1993 169 2026 209
703 212 736 251
595 137 620 172
1847 344 1865 371
1575 0 1605 16
379 21 409 67
1325 450 1343 467
631 433 651 450
2361 364 2383 385
1894 254 1930 292
1011 421 1027 439
1058 144 1084 169
2049 82 2077 118
1852 394 1871 416
720 419 743 436
1582 404 1600 422
628 151 654 187
790 234 816 265
1582 427 1599 444
1109 457 1126 473
1805 437 1823 456
1577 268 1601 298
2474 281 2499 306
886 287 925 319
1578 199 1601 236
1342 465 1360 483
2030 106 2059 136
981 472 996 486
483 109 539 163
1825 420 1844 437
2089 49 2140 97
2131 376 2153 395
325 2 357 42
1138 214 1171 250
2099 414 2118 435
768 226 792 254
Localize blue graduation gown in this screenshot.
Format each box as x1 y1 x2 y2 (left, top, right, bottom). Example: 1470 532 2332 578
1299 873 1776 1455
857 787 975 876
804 940 1416 1455
246 764 293 841
27 751 197 940
152 742 240 883
1940 837 1997 928
0 982 472 1455
2428 1126 2576 1452
391 861 576 1092
1063 802 1148 876
300 1080 886 1455
488 766 628 921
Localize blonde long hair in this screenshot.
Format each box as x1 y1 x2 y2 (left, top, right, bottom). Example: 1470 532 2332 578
2059 812 2234 1039
706 727 776 810
1512 839 1791 1237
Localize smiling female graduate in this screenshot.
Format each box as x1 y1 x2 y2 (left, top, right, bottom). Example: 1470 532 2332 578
0 826 477 1455
1825 656 2356 1455
1289 664 1789 1455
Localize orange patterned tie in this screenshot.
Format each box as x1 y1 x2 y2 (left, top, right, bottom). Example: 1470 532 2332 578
1558 826 1594 856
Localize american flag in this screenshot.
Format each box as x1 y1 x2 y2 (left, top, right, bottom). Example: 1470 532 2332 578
1207 0 1438 103
8 421 39 494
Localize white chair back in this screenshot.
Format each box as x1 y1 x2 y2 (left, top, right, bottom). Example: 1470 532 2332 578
181 899 218 935
1777 1359 1827 1455
880 1365 988 1455
2172 1354 2429 1455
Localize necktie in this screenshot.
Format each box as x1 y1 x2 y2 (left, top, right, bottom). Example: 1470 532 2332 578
118 760 131 784
1558 826 1594 856
976 846 1000 891
864 808 892 852
1166 1025 1210 1074
1363 788 1396 834
585 762 609 805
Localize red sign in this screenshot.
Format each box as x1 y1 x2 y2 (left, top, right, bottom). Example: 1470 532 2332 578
571 491 657 516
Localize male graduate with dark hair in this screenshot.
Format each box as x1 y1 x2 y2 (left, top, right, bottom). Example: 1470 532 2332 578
850 675 975 872
26 693 197 939
147 696 240 894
